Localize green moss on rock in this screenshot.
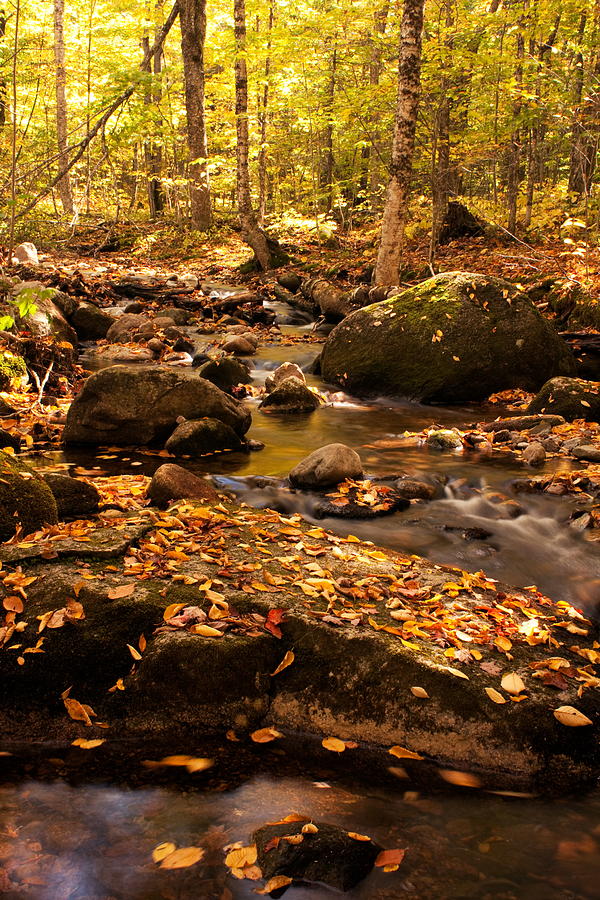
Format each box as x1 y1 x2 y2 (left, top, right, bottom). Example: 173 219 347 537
0 451 58 542
0 351 26 391
320 272 576 403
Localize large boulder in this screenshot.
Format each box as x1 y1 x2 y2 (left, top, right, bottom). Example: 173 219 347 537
289 443 363 489
0 451 58 541
320 272 576 403
105 313 149 343
260 376 321 413
11 282 78 347
71 302 115 341
146 463 219 507
63 366 251 446
164 418 245 456
527 376 600 422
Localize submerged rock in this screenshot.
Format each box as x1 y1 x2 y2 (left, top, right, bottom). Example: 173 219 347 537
254 820 381 892
164 418 245 456
63 366 251 446
527 376 600 423
0 451 57 541
147 463 219 507
320 272 575 402
260 376 320 413
289 443 363 489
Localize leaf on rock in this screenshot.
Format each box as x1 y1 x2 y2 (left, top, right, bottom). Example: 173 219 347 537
256 875 293 894
322 737 346 752
108 584 135 599
553 706 593 727
71 738 105 749
500 673 526 695
270 650 295 676
410 686 429 699
348 832 371 841
250 727 283 743
485 687 507 704
389 745 424 760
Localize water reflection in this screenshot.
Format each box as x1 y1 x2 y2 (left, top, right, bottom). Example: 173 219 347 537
0 774 598 898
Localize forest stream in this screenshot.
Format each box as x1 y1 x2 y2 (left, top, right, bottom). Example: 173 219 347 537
2 296 600 899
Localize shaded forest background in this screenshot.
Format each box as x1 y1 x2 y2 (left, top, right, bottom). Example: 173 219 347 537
0 0 599 268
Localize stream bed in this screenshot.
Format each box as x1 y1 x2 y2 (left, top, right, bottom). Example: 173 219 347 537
4 305 600 898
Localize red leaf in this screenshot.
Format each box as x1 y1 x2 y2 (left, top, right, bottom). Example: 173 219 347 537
265 608 286 639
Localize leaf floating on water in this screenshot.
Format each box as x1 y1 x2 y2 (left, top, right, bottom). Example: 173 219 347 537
485 687 507 705
322 737 346 752
250 727 283 743
256 876 293 894
439 769 482 788
142 755 214 772
159 846 204 869
71 738 105 749
388 745 424 760
500 673 525 695
225 844 258 868
270 649 295 676
410 686 429 699
553 706 593 727
375 848 406 868
152 841 177 863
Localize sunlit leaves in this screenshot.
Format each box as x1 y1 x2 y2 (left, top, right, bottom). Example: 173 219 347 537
553 706 593 727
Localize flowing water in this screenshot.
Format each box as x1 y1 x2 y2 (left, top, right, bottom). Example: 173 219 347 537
5 301 600 899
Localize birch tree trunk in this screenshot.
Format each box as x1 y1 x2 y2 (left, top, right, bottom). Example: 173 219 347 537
374 0 425 286
178 0 211 229
53 0 74 216
234 0 272 269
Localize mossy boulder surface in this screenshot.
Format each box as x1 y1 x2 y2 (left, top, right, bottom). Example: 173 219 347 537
0 351 26 390
0 451 58 542
527 376 600 422
320 272 576 403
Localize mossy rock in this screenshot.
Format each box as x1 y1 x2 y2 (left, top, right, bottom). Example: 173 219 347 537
0 451 58 542
196 356 252 393
527 376 600 423
0 350 26 391
164 417 246 456
320 272 576 403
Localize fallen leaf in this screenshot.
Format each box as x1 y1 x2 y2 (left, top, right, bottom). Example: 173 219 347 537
250 727 283 743
225 844 258 868
256 876 293 894
501 673 526 695
127 644 142 660
71 738 105 749
375 848 406 868
271 650 295 676
159 846 204 869
485 687 507 705
107 584 135 599
189 624 224 638
439 769 482 788
348 832 371 841
410 686 429 699
301 823 318 834
389 745 424 760
322 737 346 752
152 842 176 863
553 706 593 727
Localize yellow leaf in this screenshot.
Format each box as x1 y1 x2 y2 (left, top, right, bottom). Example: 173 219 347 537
485 687 507 704
189 624 223 637
250 727 282 743
107 584 135 599
553 706 593 727
271 650 295 676
127 644 142 660
410 686 429 699
494 636 512 652
256 876 293 894
71 738 105 749
163 603 186 621
138 634 147 652
225 844 258 868
389 745 423 760
159 846 204 869
439 769 482 788
348 832 371 841
322 737 346 752
500 673 525 695
301 823 318 834
152 842 176 863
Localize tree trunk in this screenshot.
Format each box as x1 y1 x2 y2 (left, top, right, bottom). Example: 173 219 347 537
321 44 337 212
178 0 211 229
143 2 165 218
257 0 273 223
374 0 425 286
0 11 6 129
234 0 272 269
53 0 74 216
569 6 600 196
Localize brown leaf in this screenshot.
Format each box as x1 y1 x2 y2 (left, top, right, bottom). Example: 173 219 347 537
375 848 406 868
107 584 135 599
256 876 293 894
271 650 295 676
388 745 424 760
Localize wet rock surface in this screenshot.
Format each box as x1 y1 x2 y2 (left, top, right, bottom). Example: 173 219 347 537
42 473 100 518
528 376 600 422
260 376 321 413
289 443 364 489
253 819 381 891
147 463 220 507
165 417 246 456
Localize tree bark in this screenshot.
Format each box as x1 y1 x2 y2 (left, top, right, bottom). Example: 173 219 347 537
506 4 525 236
178 0 211 229
321 44 337 212
257 0 273 223
53 0 74 216
374 0 425 285
234 0 272 269
143 1 165 218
